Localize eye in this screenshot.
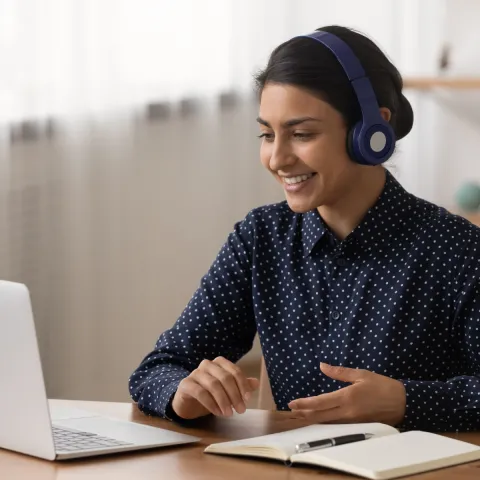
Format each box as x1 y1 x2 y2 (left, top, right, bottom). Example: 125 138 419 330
293 132 316 141
257 133 274 142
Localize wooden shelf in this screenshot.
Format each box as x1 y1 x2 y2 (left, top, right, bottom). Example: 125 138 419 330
404 77 480 90
459 211 480 226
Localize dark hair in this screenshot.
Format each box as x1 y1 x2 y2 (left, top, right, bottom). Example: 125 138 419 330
255 25 413 140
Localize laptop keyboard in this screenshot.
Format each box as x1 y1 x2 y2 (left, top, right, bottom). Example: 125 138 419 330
52 425 134 452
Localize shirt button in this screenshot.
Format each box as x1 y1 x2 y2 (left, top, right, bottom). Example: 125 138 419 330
331 310 341 320
336 258 346 267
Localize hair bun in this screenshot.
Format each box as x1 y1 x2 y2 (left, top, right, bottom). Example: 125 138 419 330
395 93 414 140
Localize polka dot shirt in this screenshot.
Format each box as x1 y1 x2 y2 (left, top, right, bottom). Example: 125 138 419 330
129 170 480 432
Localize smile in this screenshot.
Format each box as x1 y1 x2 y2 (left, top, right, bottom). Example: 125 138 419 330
283 173 315 185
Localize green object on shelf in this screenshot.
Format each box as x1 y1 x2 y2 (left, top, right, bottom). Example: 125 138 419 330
455 182 480 211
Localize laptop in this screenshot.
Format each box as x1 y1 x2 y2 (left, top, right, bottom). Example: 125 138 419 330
0 280 200 460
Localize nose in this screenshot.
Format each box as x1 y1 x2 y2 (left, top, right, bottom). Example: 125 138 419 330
268 137 297 172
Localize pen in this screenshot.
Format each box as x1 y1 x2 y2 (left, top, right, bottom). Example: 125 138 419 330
295 433 374 453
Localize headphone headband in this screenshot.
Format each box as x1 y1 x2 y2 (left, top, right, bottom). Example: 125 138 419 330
296 30 395 166
302 31 366 81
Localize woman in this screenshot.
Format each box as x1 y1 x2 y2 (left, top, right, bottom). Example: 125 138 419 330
129 26 480 432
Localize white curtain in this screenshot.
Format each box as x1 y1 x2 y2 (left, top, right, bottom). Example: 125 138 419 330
0 0 444 118
1 0 235 121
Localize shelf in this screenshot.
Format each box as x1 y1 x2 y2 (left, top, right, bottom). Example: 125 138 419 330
450 209 480 226
458 211 480 226
404 77 480 90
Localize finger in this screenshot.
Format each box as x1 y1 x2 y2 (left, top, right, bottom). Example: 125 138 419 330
320 363 366 383
194 371 234 416
288 389 345 411
213 357 252 404
290 407 344 424
206 360 246 414
179 378 223 416
247 377 260 393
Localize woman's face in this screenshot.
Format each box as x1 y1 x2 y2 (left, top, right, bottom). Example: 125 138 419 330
258 83 362 213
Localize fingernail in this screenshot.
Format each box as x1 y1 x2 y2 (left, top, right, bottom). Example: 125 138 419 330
244 392 251 402
234 403 246 414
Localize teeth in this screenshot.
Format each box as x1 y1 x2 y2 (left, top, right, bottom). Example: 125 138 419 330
284 173 314 185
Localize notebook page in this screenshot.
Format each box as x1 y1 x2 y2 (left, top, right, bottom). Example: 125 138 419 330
206 423 397 458
293 431 480 480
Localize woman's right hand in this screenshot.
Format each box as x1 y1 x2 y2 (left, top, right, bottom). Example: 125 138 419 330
171 356 260 420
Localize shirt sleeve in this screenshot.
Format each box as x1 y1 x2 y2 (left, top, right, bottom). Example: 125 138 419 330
128 212 258 419
401 236 480 432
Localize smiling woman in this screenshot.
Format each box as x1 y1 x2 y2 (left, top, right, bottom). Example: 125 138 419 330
129 25 480 433
254 25 412 237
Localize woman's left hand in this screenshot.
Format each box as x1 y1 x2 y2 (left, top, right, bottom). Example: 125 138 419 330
288 363 406 426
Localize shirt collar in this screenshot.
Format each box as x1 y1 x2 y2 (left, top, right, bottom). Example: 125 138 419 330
301 170 414 257
301 208 328 257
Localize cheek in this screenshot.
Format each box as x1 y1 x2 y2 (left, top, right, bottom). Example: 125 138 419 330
300 135 348 171
294 140 326 170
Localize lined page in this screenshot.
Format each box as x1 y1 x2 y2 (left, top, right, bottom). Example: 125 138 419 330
293 431 480 480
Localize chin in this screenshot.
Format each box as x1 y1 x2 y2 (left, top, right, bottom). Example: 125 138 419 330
285 198 317 214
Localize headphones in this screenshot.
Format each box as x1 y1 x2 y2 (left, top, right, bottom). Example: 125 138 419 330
299 31 395 166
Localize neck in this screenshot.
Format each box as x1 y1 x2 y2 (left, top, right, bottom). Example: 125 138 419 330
318 167 386 241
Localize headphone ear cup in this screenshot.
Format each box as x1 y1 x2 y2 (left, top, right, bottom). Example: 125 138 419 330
346 121 363 164
346 128 357 163
348 120 395 166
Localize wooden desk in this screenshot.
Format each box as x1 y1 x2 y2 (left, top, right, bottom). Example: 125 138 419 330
2 400 480 480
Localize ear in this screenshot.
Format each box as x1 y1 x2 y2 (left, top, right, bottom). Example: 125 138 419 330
379 107 392 123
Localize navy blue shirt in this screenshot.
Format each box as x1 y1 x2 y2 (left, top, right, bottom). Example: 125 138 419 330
129 171 480 431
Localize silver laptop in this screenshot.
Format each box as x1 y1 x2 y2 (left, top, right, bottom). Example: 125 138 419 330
0 280 199 460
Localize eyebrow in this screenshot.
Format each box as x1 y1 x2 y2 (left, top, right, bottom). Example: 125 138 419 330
256 116 323 128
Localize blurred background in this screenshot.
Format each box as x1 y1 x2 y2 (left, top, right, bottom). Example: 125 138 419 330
1 0 480 404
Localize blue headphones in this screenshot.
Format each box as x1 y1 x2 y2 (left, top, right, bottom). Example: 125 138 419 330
300 31 395 166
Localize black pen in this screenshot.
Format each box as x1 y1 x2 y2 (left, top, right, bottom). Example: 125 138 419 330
295 433 374 453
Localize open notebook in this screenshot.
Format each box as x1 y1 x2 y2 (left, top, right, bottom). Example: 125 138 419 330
204 423 480 480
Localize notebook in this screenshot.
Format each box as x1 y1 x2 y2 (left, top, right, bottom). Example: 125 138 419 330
204 423 480 480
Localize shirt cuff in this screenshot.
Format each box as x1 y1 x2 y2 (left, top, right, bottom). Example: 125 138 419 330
164 388 189 424
159 380 183 420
